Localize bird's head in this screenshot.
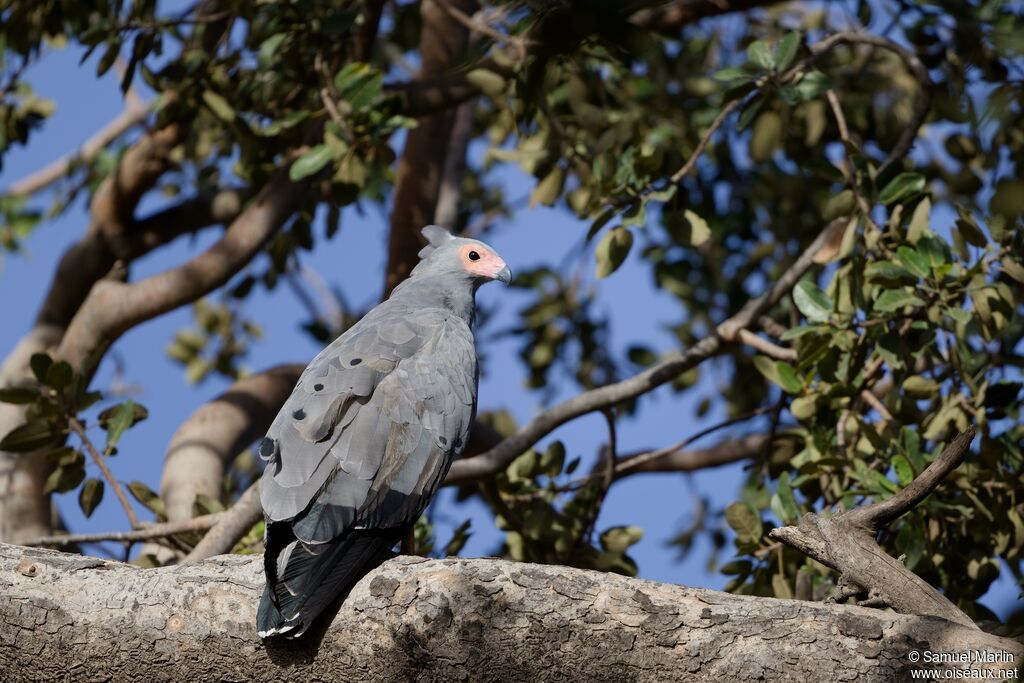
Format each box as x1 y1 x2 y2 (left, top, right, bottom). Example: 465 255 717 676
414 225 511 286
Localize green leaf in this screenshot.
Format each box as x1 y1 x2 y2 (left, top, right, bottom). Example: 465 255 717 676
865 261 917 285
104 401 136 450
44 460 86 494
29 353 52 384
682 209 710 246
780 325 818 341
775 362 804 394
907 198 932 243
897 246 930 279
878 172 925 205
775 32 800 71
45 360 73 391
202 90 235 122
529 167 564 208
594 227 633 278
892 455 914 486
712 67 749 83
954 206 988 247
0 419 58 452
127 481 165 517
790 394 818 420
774 472 800 523
79 478 104 518
772 573 793 599
289 145 334 181
793 71 831 101
258 33 287 68
747 39 774 70
724 502 762 543
0 387 40 404
98 401 148 431
753 355 782 387
793 280 832 323
466 68 507 97
1001 257 1024 284
599 525 643 554
874 289 925 313
903 375 939 398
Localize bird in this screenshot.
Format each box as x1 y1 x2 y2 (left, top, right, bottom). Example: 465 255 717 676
256 225 511 639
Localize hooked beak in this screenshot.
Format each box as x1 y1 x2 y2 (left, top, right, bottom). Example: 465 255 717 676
495 264 512 285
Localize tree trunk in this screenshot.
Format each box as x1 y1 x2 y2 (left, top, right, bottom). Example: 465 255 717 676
1 544 1019 682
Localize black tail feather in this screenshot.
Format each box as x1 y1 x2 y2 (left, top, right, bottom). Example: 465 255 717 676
258 523 403 639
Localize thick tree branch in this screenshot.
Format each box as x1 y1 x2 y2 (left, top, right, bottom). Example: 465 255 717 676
56 167 309 375
2 544 1019 681
157 364 304 527
770 430 978 629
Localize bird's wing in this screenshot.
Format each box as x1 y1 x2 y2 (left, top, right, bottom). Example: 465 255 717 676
259 308 476 544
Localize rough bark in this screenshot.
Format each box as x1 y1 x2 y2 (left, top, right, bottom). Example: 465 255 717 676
0 543 1019 682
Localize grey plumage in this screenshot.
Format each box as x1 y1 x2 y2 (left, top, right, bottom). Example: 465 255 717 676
257 225 510 638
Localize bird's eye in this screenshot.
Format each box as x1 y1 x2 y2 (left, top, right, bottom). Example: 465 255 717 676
468 250 481 261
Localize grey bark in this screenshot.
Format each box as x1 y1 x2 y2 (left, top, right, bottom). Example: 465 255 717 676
1 543 1019 682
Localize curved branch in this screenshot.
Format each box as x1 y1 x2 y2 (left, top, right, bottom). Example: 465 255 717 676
770 430 977 628
56 167 310 374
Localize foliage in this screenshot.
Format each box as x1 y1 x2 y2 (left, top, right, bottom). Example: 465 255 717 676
0 0 1022 624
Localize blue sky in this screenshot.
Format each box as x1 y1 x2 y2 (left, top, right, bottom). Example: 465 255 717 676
0 34 1017 618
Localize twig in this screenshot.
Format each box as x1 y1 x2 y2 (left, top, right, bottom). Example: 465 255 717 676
184 481 263 561
435 0 528 56
825 89 879 231
737 329 797 361
68 417 139 529
668 100 742 185
578 409 617 545
860 389 893 424
3 101 151 198
22 511 223 547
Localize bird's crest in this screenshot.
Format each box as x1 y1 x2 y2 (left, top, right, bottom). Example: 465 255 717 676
417 225 454 260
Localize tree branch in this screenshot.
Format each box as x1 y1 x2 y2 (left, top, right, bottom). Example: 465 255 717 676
770 429 978 629
384 0 478 296
2 100 152 199
68 417 139 530
157 364 304 528
3 544 1020 681
20 513 222 548
56 166 310 375
630 0 791 35
182 482 261 561
845 428 975 531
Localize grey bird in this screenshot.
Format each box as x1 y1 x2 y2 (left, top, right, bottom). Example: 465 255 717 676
256 225 510 638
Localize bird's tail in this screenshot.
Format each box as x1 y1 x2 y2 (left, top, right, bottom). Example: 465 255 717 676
258 524 402 639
